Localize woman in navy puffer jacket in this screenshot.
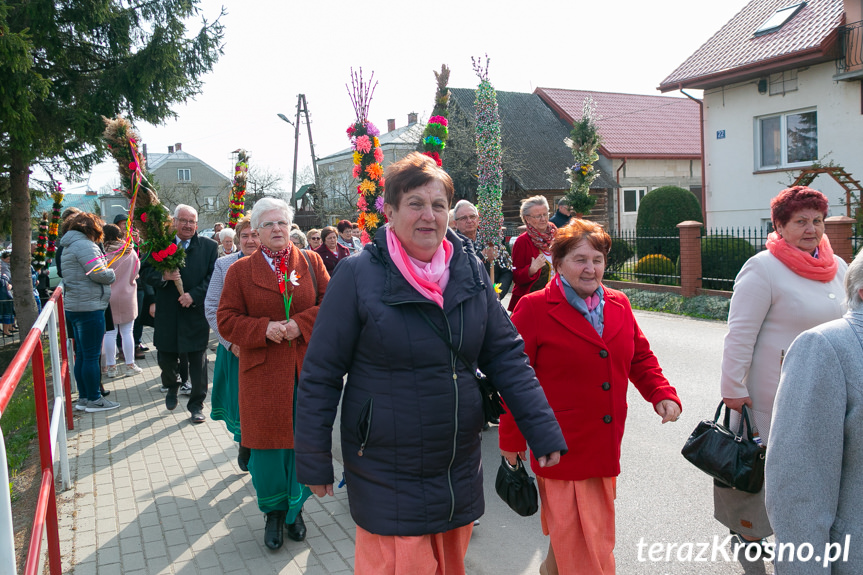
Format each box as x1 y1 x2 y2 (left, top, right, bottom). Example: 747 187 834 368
295 153 566 575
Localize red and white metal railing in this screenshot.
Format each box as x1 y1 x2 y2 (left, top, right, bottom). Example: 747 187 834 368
0 286 75 575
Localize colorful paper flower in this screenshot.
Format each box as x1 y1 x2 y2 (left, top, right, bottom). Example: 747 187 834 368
359 179 376 193
352 151 363 165
366 122 380 137
355 135 372 154
373 137 380 148
364 213 380 228
140 212 148 223
352 165 362 178
288 270 301 286
373 147 384 163
365 163 383 181
357 195 368 212
429 115 448 127
375 196 385 212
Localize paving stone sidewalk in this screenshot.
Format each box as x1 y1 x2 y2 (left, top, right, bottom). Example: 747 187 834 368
57 331 357 575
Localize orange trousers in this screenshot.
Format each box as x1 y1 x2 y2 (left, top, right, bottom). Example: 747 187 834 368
537 475 617 575
354 523 474 575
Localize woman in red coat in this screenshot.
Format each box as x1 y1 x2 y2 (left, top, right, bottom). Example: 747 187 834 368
508 195 557 312
499 219 682 575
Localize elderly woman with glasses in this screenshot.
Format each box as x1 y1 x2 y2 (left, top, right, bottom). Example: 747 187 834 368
295 153 566 575
509 195 557 312
765 249 863 575
218 197 329 550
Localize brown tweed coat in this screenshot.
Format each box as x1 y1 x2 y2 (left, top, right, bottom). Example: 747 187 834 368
218 247 329 450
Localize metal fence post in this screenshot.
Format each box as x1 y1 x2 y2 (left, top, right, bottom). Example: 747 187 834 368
47 306 71 491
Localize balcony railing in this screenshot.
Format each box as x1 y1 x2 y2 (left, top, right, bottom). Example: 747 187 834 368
836 20 863 76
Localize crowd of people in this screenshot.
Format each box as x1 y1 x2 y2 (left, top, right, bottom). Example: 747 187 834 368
10 151 862 574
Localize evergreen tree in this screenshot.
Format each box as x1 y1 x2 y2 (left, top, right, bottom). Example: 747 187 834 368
0 0 224 331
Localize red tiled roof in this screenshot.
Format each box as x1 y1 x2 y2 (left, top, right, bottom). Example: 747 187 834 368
534 88 701 158
660 0 843 91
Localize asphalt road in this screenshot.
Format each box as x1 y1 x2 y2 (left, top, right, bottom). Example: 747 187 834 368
464 310 762 575
330 309 766 574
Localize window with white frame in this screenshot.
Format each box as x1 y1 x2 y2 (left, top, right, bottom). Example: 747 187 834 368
178 168 191 181
622 187 647 213
756 109 817 169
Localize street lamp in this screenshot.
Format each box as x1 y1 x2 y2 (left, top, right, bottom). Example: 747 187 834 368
277 112 300 211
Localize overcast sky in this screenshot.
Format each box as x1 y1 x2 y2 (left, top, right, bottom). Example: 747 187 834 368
76 0 752 194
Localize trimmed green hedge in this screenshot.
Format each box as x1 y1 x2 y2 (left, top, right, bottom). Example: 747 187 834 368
635 186 702 261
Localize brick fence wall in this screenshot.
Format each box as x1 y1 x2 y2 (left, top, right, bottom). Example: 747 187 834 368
666 216 856 298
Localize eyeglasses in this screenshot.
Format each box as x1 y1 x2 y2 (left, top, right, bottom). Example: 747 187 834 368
309 236 321 241
176 218 197 226
455 214 479 222
526 213 549 221
259 221 290 230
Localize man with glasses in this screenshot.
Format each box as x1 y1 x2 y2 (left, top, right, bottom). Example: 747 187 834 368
453 200 513 300
144 204 218 424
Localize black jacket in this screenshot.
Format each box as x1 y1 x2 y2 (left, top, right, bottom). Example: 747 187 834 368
143 233 218 353
549 209 572 229
295 227 566 536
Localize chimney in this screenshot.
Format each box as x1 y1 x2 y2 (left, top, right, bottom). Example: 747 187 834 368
387 119 396 132
168 145 174 153
175 142 182 152
408 112 418 125
85 189 97 196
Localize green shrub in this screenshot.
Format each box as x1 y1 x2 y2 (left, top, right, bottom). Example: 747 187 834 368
606 237 635 275
701 236 757 290
621 289 729 321
634 254 676 284
635 186 702 261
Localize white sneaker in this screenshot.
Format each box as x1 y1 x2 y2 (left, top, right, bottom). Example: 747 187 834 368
106 365 120 378
85 397 120 412
74 398 89 411
179 383 192 395
124 363 143 376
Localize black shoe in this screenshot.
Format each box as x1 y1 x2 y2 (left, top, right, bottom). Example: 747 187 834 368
190 410 205 424
165 388 178 410
285 511 306 542
100 384 110 397
138 343 150 352
134 348 146 359
238 445 251 472
264 511 287 550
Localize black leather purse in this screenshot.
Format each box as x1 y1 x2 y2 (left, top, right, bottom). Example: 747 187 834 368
681 402 766 493
495 455 539 516
414 305 506 425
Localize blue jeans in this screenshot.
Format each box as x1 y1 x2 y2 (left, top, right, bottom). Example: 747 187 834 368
67 310 106 401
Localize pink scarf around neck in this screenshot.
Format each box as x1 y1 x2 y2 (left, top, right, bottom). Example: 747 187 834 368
765 231 838 282
387 227 453 308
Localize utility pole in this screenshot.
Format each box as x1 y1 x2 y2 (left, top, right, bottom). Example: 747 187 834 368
279 94 319 212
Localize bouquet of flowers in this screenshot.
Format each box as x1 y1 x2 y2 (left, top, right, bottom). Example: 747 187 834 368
421 64 451 167
229 150 249 228
347 68 385 242
103 116 186 294
46 182 63 264
564 98 603 216
32 213 48 270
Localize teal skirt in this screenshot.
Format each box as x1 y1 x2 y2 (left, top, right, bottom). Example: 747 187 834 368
248 448 311 520
211 344 241 443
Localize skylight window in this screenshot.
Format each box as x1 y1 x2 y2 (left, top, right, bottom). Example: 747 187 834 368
754 2 806 36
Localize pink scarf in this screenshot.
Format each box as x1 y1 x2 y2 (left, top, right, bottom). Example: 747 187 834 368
526 221 557 254
765 232 838 282
387 227 453 308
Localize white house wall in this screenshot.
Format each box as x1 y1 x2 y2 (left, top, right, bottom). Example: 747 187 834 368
611 158 702 231
703 62 863 230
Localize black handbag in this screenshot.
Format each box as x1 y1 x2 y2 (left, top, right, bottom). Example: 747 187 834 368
495 455 539 516
414 305 506 425
681 402 766 494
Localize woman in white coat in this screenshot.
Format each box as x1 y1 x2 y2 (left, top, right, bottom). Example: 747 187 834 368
718 186 847 574
765 249 863 575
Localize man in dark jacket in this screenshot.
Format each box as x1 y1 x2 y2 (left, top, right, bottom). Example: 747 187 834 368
143 205 218 423
549 197 572 228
